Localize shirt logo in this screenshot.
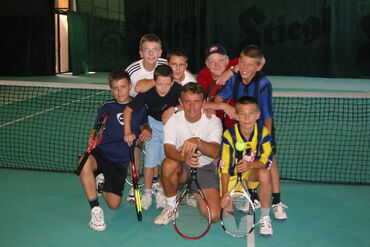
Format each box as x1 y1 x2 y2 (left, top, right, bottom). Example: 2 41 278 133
117 113 124 126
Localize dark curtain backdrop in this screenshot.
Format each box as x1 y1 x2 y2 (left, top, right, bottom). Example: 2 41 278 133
68 0 370 77
0 0 54 76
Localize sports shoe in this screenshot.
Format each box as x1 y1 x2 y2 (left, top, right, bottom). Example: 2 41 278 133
95 173 104 196
126 187 135 202
185 193 197 207
154 206 175 225
253 199 261 209
259 215 273 236
155 191 166 209
89 206 106 231
152 181 160 193
272 202 288 220
141 192 153 210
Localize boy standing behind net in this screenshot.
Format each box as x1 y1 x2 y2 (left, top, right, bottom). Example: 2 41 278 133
125 34 166 201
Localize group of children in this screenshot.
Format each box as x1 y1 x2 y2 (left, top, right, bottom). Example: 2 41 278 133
77 33 288 237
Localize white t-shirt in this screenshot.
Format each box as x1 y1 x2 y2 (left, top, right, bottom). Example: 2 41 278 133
125 58 167 97
178 71 197 86
164 110 222 167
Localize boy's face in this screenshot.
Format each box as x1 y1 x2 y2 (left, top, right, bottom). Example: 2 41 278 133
155 76 174 97
168 55 188 82
236 103 260 130
206 53 229 78
110 78 131 104
139 41 162 66
239 55 263 84
180 91 204 123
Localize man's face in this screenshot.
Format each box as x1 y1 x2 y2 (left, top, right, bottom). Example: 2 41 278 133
139 41 162 66
180 91 204 122
168 55 188 82
206 53 229 79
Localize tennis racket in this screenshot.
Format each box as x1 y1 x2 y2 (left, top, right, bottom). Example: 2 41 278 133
125 141 145 188
75 113 108 175
220 147 256 243
129 145 142 221
173 150 211 240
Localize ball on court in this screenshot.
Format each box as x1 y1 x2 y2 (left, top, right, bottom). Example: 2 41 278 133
235 141 245 151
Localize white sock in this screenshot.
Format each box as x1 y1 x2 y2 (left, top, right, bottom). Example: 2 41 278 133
145 189 153 195
166 195 177 208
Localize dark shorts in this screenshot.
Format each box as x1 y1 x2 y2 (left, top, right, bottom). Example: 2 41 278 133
183 162 220 191
91 149 128 197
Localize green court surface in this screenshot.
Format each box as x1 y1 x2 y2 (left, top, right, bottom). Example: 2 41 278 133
0 169 369 247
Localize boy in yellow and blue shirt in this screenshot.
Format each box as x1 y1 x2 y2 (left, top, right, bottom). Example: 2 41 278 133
219 96 274 237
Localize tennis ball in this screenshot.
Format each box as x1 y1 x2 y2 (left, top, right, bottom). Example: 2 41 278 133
235 141 245 151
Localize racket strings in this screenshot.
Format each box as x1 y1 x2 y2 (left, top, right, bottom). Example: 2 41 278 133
174 192 210 239
221 195 255 237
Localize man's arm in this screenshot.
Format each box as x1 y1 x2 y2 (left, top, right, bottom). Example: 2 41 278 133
203 96 236 120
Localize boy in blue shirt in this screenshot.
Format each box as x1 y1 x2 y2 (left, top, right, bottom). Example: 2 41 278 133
78 70 151 231
215 45 288 221
123 64 182 211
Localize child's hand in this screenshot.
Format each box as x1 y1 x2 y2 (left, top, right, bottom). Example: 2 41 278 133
236 159 251 173
161 106 177 125
204 108 215 119
138 128 152 142
222 104 236 120
124 133 136 146
221 192 231 208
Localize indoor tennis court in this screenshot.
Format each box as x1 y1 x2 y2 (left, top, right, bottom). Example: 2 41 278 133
0 74 369 247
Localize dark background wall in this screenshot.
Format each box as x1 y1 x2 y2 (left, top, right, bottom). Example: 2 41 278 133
0 0 369 78
0 0 54 76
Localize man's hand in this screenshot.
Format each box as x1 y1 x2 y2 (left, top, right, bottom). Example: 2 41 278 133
178 137 200 156
183 151 201 168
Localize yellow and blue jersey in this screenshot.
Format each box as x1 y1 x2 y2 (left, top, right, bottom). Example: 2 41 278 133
219 123 273 176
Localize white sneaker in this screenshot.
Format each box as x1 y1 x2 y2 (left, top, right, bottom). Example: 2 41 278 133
253 199 261 209
272 202 288 220
89 206 106 231
126 187 135 202
152 181 160 193
155 191 166 209
259 216 273 236
154 206 175 225
141 193 152 210
95 173 104 196
185 193 197 207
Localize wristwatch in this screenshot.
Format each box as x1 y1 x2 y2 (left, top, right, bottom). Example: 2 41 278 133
230 66 237 74
174 106 179 113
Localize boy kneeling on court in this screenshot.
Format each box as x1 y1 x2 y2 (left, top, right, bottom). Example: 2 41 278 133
77 71 151 231
219 96 274 236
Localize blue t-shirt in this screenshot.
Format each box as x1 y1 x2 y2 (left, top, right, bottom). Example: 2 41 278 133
218 72 273 126
93 99 147 168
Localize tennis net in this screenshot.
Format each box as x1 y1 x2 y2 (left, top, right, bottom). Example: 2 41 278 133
0 81 369 184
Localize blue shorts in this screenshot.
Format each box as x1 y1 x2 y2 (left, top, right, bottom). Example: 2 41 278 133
144 116 165 168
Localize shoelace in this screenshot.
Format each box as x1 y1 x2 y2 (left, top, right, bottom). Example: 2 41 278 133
259 217 271 228
273 203 288 213
92 212 104 225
